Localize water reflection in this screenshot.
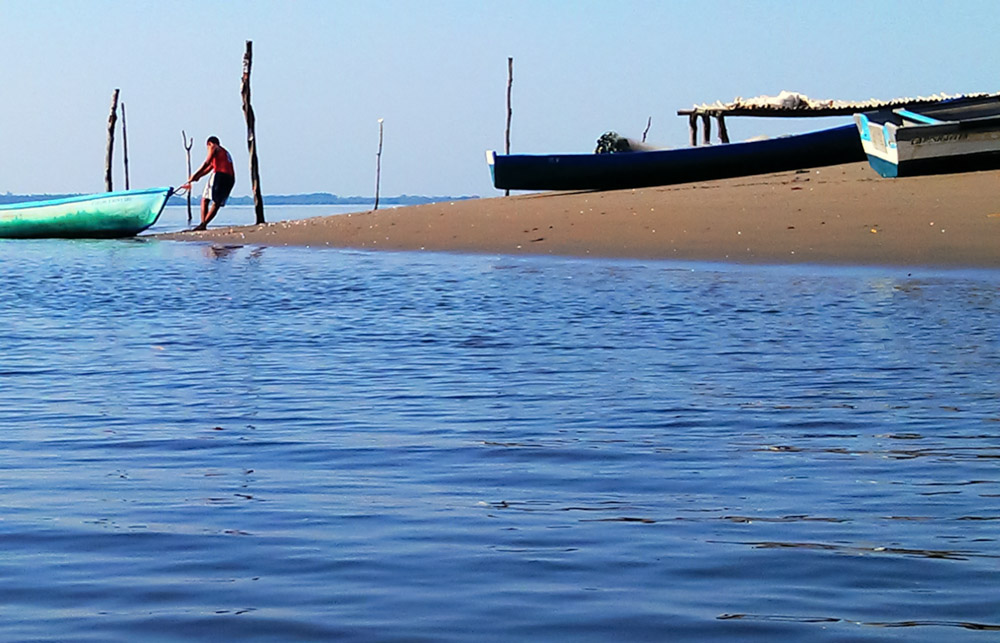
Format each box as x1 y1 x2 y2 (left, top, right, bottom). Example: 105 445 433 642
203 243 244 259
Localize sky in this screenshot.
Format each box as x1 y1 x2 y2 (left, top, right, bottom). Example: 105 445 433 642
1 0 999 198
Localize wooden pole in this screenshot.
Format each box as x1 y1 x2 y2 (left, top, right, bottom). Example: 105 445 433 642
120 102 130 190
241 40 265 224
504 56 513 196
642 116 652 143
182 130 193 223
701 114 711 145
717 115 730 144
688 113 698 147
374 118 384 211
105 89 119 192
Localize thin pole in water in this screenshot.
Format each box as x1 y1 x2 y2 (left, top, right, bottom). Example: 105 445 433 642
121 102 130 190
182 130 193 223
374 118 384 211
105 89 119 192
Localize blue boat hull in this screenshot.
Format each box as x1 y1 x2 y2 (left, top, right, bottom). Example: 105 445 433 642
488 124 865 191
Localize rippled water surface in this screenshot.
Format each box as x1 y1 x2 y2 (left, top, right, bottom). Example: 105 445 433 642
1 228 998 641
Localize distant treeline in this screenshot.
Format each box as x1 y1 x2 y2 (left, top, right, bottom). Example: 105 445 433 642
169 192 479 206
0 193 81 204
0 192 478 206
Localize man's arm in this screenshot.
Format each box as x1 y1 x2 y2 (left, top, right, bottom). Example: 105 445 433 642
181 153 213 189
190 154 213 182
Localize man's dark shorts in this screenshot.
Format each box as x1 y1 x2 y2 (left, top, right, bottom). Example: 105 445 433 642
207 172 235 206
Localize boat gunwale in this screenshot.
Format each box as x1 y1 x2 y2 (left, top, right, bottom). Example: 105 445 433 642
0 187 173 212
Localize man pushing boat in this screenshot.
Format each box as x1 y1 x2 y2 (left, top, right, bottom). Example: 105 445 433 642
181 136 236 231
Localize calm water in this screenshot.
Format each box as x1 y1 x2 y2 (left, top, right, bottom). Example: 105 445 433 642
1 216 999 641
149 203 369 234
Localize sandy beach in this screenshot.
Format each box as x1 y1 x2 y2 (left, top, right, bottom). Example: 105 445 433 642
156 162 1000 268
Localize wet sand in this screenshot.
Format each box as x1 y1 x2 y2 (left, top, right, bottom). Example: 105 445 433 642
155 163 1000 268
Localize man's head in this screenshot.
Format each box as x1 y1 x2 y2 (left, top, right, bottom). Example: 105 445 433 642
206 136 220 147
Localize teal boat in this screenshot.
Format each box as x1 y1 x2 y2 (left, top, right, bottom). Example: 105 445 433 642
0 187 173 239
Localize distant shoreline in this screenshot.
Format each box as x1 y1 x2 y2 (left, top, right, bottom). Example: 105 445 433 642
171 193 480 207
0 192 478 207
155 162 1000 268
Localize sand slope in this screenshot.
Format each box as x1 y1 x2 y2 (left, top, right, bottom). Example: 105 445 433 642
156 163 1000 267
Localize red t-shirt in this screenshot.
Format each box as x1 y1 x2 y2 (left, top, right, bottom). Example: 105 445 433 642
210 146 235 176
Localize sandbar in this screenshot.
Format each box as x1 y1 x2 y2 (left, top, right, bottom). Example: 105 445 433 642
155 163 1000 268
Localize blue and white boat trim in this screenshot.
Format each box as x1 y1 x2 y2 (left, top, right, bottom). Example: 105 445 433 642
854 95 1000 178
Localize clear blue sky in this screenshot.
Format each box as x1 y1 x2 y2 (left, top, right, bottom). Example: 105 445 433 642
1 0 998 197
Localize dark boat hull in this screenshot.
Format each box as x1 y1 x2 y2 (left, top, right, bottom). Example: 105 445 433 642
488 124 864 191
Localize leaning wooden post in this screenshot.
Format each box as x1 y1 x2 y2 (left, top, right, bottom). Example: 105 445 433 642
105 89 119 192
374 118 384 211
642 116 652 143
120 102 130 190
504 56 513 196
182 130 193 223
241 40 265 224
717 114 730 144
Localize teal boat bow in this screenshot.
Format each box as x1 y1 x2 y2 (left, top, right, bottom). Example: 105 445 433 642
0 187 173 239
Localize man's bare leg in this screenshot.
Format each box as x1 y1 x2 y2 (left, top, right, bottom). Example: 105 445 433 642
193 201 221 231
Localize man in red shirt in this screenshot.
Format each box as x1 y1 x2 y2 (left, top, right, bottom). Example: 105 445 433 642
181 136 236 231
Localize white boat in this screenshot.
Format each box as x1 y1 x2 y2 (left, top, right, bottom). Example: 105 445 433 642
854 95 1000 177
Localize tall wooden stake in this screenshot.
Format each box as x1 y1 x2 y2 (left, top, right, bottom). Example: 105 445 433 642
241 40 265 224
642 116 652 143
182 130 193 223
374 118 384 211
105 89 119 192
504 57 513 196
717 115 730 144
120 102 130 190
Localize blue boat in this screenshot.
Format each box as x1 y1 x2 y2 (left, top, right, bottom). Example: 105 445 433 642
854 95 1000 178
0 187 173 239
487 124 864 191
